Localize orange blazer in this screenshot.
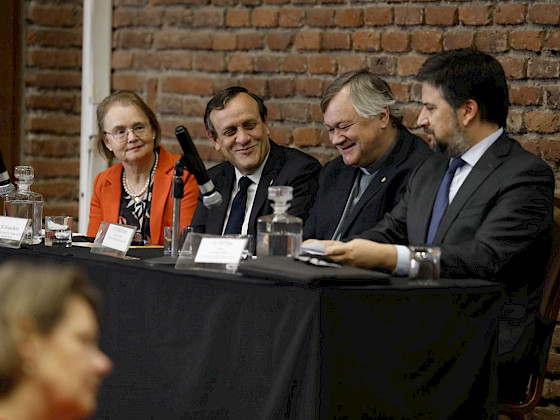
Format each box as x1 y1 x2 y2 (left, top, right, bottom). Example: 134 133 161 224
87 147 198 245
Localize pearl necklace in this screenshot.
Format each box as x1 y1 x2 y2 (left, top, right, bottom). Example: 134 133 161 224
122 151 159 204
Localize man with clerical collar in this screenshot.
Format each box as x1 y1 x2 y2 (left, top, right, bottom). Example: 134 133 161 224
309 49 554 404
190 86 321 237
303 70 433 241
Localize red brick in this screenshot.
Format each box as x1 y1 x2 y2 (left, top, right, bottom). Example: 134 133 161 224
546 30 560 50
267 32 292 50
322 32 351 50
310 103 323 123
113 29 152 49
402 106 422 131
227 54 254 73
494 3 526 25
163 8 193 26
269 126 292 146
193 52 225 72
26 115 81 135
154 29 212 49
294 31 321 51
546 86 560 109
266 101 281 121
295 77 324 97
388 82 411 103
156 95 182 114
526 111 560 134
26 93 78 112
443 30 475 50
28 158 80 178
26 70 82 88
412 29 443 53
212 33 237 51
252 9 279 27
394 6 423 25
238 78 267 98
516 137 541 157
161 76 213 95
282 102 309 122
283 55 307 73
26 49 81 68
425 6 457 26
293 127 322 147
528 58 560 79
279 8 304 27
335 9 363 27
306 9 335 27
25 137 80 157
226 9 250 27
337 55 366 75
458 5 492 25
34 180 79 197
369 56 397 76
268 78 294 97
112 50 134 69
26 28 82 47
542 139 560 164
113 8 164 27
498 57 527 80
132 51 192 70
364 6 392 26
353 31 381 52
237 32 264 50
381 31 410 52
309 149 339 165
181 97 207 117
397 56 426 77
309 54 337 75
528 4 560 25
264 0 290 4
475 30 508 53
254 55 281 72
509 86 542 106
510 31 545 52
26 5 81 27
193 8 223 27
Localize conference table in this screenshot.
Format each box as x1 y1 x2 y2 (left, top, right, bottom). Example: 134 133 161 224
0 243 504 419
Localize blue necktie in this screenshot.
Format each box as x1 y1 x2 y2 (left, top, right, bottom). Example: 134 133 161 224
224 176 252 235
426 158 466 244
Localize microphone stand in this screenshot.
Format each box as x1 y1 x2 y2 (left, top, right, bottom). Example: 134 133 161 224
144 158 188 266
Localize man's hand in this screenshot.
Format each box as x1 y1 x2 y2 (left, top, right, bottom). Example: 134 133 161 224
323 239 398 271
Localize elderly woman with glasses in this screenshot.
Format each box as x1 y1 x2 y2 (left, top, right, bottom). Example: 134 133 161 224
87 90 198 245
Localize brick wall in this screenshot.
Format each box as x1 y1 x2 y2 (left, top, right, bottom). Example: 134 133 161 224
22 0 560 416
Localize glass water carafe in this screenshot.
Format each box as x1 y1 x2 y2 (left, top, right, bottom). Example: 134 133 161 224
3 166 43 244
256 186 302 257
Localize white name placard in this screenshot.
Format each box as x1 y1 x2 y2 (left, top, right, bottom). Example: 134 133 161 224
194 237 248 264
102 224 136 252
0 216 30 241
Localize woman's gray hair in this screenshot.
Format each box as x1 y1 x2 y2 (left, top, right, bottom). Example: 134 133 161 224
321 70 402 126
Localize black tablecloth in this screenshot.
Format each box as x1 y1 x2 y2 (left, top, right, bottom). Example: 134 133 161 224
0 244 504 419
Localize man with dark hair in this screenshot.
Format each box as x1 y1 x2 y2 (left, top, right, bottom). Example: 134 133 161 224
304 70 432 240
190 87 321 237
309 49 554 401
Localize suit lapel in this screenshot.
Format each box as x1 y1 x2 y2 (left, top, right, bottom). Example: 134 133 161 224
324 164 359 238
208 164 234 234
433 135 511 243
102 165 124 224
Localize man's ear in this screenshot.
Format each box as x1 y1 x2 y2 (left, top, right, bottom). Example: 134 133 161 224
379 107 390 128
208 131 220 151
459 99 478 127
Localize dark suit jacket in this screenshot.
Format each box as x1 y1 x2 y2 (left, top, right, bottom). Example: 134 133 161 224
304 125 433 240
359 132 554 397
190 140 321 237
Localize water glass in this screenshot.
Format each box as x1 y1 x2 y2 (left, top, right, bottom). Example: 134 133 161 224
408 245 441 281
163 226 193 256
44 216 72 247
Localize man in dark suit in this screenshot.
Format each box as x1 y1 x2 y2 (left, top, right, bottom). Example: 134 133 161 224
304 71 433 240
310 49 554 401
190 87 320 237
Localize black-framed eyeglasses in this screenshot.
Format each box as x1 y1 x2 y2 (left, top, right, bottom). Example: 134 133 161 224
104 123 151 143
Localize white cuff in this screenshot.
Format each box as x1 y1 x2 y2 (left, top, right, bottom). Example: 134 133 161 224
394 245 410 276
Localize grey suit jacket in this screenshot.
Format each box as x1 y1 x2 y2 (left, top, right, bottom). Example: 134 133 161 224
190 140 321 237
304 125 433 240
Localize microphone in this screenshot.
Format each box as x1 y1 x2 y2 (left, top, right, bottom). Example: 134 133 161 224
0 149 15 197
175 125 222 209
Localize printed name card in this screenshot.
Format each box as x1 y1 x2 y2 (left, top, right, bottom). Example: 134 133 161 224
91 221 137 259
0 216 31 248
194 237 248 264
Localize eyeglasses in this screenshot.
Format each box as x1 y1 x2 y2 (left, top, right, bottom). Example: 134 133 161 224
104 123 151 142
